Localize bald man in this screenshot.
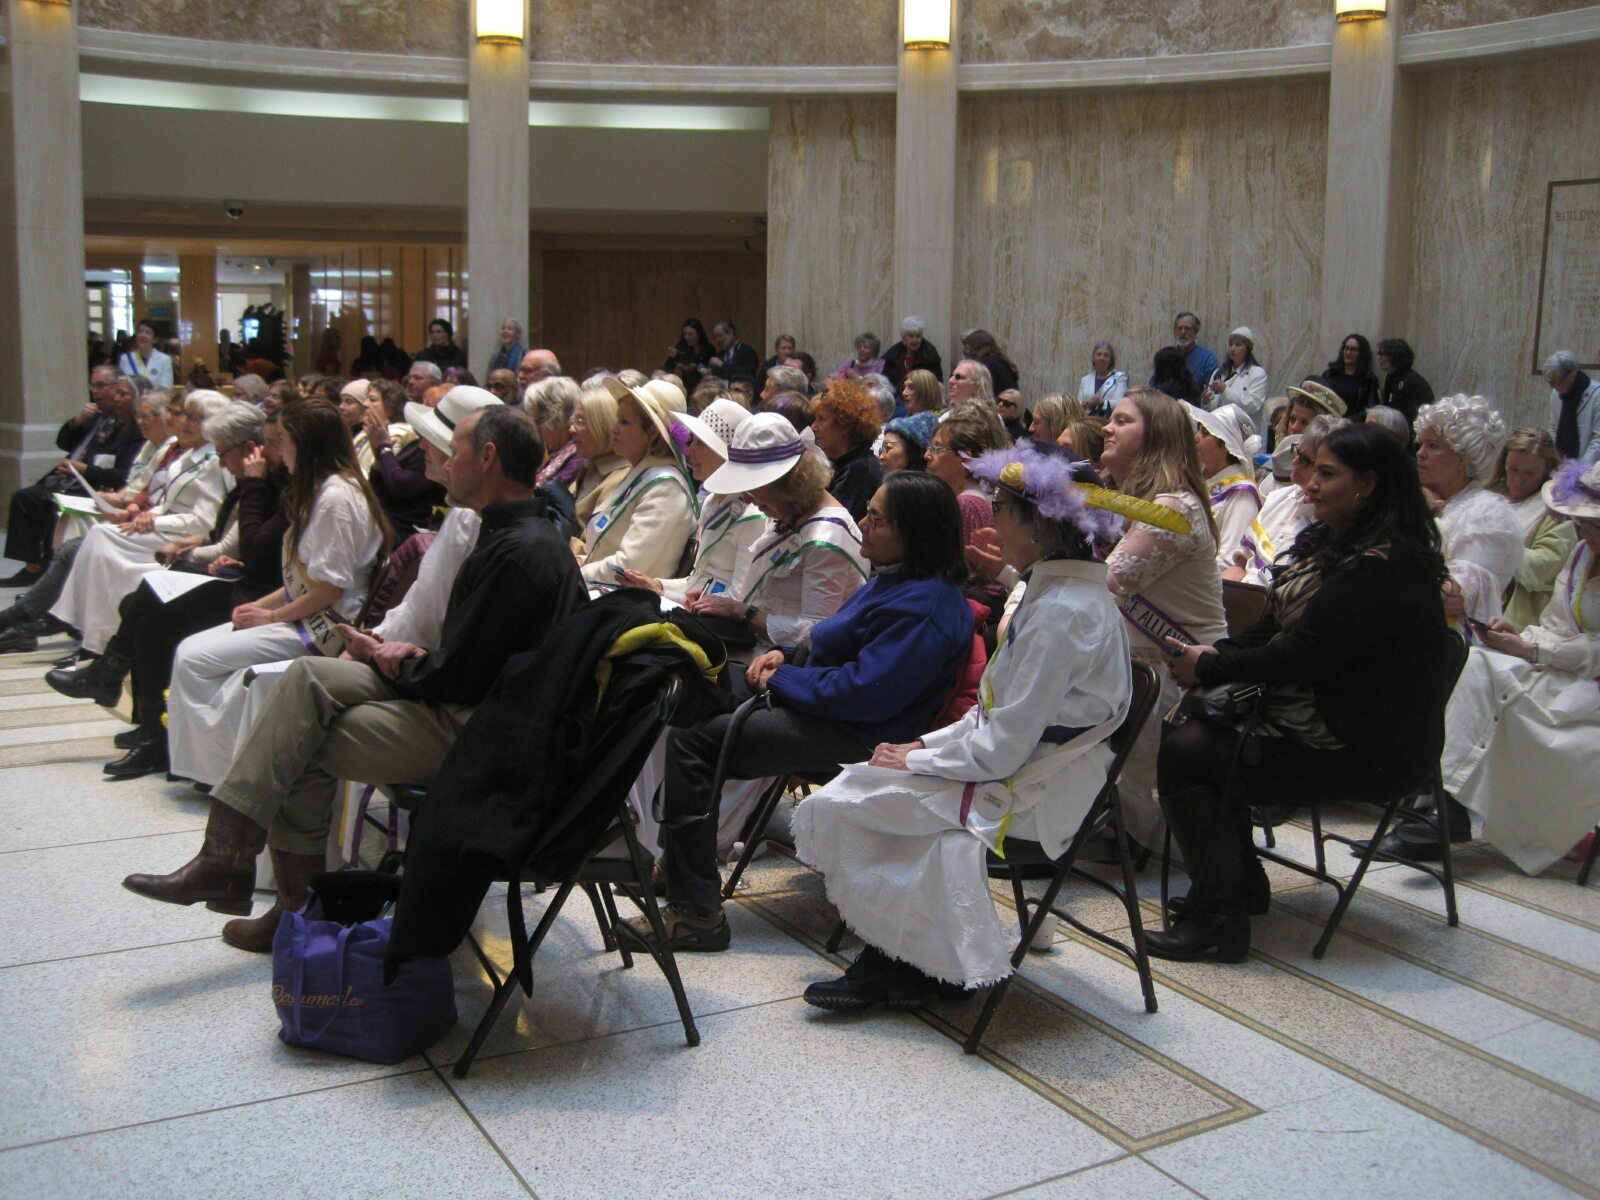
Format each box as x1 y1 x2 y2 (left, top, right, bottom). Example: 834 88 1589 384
517 349 561 387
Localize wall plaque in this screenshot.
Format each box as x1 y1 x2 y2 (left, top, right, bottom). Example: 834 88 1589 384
1534 178 1600 372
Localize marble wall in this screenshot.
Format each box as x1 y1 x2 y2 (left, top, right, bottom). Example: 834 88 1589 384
954 81 1329 404
77 0 470 56
1405 49 1600 431
960 0 1331 62
1408 0 1594 33
766 98 897 375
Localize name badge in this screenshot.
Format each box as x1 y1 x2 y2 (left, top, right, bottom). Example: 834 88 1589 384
93 454 116 469
593 513 610 532
707 580 728 596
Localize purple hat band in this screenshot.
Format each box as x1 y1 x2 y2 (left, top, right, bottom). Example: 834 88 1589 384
728 440 804 465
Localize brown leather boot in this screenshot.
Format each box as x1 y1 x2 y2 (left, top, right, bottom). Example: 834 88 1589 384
122 800 267 915
221 848 324 953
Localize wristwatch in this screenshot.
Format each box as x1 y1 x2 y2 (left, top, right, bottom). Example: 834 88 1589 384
744 603 759 623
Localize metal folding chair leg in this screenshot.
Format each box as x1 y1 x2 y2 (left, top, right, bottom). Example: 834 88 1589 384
720 774 792 898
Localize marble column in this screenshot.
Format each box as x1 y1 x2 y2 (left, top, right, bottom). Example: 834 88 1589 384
466 0 530 378
177 254 218 374
0 0 87 505
892 0 960 364
1318 0 1412 355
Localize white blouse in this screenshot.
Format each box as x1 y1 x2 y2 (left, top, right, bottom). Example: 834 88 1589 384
1105 490 1228 658
1438 485 1524 624
659 494 765 604
730 504 868 649
290 473 384 620
374 505 480 648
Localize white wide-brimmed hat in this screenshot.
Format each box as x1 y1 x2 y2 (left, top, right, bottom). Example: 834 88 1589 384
1543 459 1600 521
676 398 750 462
1286 380 1346 418
602 376 682 450
1185 402 1262 466
405 385 502 453
703 412 808 493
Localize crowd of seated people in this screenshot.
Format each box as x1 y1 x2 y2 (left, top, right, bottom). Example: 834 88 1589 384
5 310 1597 1035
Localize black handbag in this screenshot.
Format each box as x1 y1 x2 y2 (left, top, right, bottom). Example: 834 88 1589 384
1168 680 1265 728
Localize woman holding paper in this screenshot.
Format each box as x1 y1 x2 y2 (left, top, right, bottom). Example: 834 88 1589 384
163 399 389 787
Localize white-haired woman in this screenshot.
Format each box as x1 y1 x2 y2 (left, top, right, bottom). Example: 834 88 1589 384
1437 460 1600 873
1414 394 1523 625
882 316 943 394
50 390 232 654
524 375 586 489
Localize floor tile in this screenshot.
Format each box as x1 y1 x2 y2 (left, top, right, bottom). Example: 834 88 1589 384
0 936 415 1148
0 760 206 853
1147 1084 1585 1200
0 1070 531 1199
0 716 124 748
1476 1019 1600 1104
1005 1155 1201 1199
453 999 1124 1200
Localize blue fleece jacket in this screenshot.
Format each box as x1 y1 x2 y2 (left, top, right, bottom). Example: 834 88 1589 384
767 571 971 746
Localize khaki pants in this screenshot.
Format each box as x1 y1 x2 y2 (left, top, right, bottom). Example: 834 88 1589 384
212 656 472 856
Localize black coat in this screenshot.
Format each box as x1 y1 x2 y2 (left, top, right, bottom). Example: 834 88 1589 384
388 590 729 976
49 414 145 490
882 340 943 392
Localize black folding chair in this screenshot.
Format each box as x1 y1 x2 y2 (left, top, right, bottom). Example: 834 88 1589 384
392 676 702 1079
963 661 1162 1054
1254 630 1470 958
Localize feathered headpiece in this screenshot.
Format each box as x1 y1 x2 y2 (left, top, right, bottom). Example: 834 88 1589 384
1543 458 1600 520
967 444 1193 539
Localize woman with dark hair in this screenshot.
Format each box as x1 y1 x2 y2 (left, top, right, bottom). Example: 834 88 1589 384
795 447 1133 1007
414 319 466 372
1204 327 1269 427
810 378 884 521
363 375 443 538
1152 423 1454 961
664 318 713 392
616 469 975 954
1151 345 1201 404
961 328 1020 395
1321 333 1379 418
878 411 938 475
1376 338 1433 425
165 399 391 788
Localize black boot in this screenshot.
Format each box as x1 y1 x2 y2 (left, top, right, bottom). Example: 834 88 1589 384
1354 796 1472 862
113 727 142 750
46 649 131 707
104 731 169 779
1144 910 1251 963
0 626 38 653
802 945 939 1011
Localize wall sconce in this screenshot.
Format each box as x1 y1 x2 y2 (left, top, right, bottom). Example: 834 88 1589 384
1335 0 1387 22
475 0 524 44
903 0 952 49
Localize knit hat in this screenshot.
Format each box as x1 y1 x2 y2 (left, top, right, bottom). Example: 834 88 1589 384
884 411 939 450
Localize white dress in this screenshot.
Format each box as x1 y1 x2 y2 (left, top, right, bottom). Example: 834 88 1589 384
657 494 764 604
730 505 869 649
1206 464 1264 575
50 445 228 653
579 455 697 584
1443 542 1600 874
167 475 382 787
1104 490 1226 846
793 560 1131 988
1240 484 1313 586
1437 485 1524 625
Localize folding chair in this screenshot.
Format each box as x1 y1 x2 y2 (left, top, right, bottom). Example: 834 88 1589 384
1253 629 1470 958
393 675 701 1079
962 661 1162 1054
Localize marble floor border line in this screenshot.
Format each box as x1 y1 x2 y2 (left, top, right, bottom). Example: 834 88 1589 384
0 932 224 973
0 827 208 858
734 890 1264 1155
1266 892 1600 1042
1060 927 1600 1200
0 1063 436 1158
424 1059 543 1199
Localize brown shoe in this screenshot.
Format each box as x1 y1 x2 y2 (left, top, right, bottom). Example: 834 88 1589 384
222 848 324 953
122 800 267 916
615 902 730 953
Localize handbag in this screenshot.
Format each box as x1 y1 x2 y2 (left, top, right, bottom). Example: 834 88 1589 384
271 871 456 1064
1167 680 1265 728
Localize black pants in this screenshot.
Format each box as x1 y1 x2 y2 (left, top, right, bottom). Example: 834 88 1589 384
1157 718 1367 915
116 577 234 731
4 484 63 566
659 704 871 908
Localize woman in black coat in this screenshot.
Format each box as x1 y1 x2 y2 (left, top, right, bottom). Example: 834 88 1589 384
1150 423 1453 962
1376 338 1434 426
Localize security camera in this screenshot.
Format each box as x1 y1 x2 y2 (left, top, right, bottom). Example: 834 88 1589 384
225 201 245 220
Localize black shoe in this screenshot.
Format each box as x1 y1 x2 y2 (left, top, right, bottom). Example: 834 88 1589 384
0 566 42 588
802 945 939 1011
114 727 143 750
1144 910 1251 963
1167 869 1271 921
52 648 87 669
1352 798 1471 862
0 627 39 654
104 735 169 780
45 661 123 707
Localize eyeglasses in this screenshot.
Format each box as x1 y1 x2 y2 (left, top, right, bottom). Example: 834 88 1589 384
570 416 588 429
926 443 954 457
1292 451 1314 468
860 509 892 528
996 399 1017 410
950 373 971 382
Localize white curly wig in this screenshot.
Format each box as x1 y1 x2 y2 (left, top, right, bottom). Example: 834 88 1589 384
1414 393 1508 485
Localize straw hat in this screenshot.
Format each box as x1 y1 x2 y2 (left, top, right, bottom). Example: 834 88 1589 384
703 412 808 493
1287 381 1346 418
405 385 502 454
676 398 750 462
602 376 681 451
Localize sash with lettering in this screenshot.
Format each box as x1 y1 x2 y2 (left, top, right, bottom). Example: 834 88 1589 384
281 542 347 656
1117 591 1202 653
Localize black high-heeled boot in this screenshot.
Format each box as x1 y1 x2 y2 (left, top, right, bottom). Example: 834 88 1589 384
1145 910 1251 963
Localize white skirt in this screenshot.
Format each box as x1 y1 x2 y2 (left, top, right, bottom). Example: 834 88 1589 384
1443 648 1600 875
166 622 313 787
50 523 169 654
793 764 1019 989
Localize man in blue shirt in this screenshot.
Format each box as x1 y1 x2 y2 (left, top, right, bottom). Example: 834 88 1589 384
1150 311 1219 387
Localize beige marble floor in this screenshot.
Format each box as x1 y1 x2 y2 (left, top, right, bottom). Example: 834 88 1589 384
0 581 1594 1200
